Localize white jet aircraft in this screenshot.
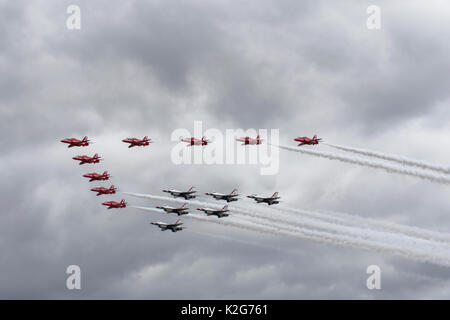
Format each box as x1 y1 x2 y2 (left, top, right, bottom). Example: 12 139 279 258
197 205 230 218
204 189 239 202
162 186 196 200
150 219 185 232
247 192 280 205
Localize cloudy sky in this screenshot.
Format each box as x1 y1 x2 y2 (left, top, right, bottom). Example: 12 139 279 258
1 0 450 299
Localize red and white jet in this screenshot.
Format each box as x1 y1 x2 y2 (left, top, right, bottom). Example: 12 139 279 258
236 135 263 145
294 135 322 146
72 153 102 165
181 136 211 146
60 136 90 148
205 189 239 202
102 199 127 209
156 203 189 216
247 192 280 205
150 219 185 232
83 171 110 182
90 185 117 196
162 186 196 200
122 136 153 148
197 205 230 218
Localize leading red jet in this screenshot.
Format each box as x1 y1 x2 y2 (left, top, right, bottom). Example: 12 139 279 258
90 185 117 196
60 136 90 148
72 153 102 165
122 136 153 148
236 135 262 145
294 135 322 146
102 199 127 209
181 136 211 146
83 171 110 182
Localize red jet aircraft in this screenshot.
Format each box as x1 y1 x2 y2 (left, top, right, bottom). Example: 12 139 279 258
60 136 90 148
72 153 102 165
181 136 211 146
102 199 127 209
122 136 153 148
294 135 322 146
236 135 263 145
90 185 117 196
83 171 110 182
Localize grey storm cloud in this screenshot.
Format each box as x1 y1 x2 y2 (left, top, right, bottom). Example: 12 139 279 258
1 0 450 299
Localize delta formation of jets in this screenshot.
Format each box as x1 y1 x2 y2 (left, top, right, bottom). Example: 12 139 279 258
150 187 282 232
61 134 323 232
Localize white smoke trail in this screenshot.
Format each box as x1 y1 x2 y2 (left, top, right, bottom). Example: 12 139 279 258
236 201 450 246
127 193 384 241
325 143 450 174
280 206 450 245
274 144 450 184
126 193 450 266
230 197 450 245
130 205 300 254
228 201 450 252
130 204 450 267
128 193 450 246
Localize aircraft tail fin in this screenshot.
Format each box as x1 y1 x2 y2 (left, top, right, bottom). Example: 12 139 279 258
187 186 195 192
230 189 237 195
175 219 181 224
83 136 88 142
144 136 148 141
223 205 228 211
181 203 187 209
272 192 279 198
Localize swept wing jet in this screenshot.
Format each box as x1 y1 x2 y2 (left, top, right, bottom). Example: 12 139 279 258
247 192 280 205
150 219 185 232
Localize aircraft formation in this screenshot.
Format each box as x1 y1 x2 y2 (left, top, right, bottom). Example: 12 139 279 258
152 186 281 231
60 135 156 211
61 134 323 233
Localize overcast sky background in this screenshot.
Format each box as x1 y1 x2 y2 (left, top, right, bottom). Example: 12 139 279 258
1 0 450 299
